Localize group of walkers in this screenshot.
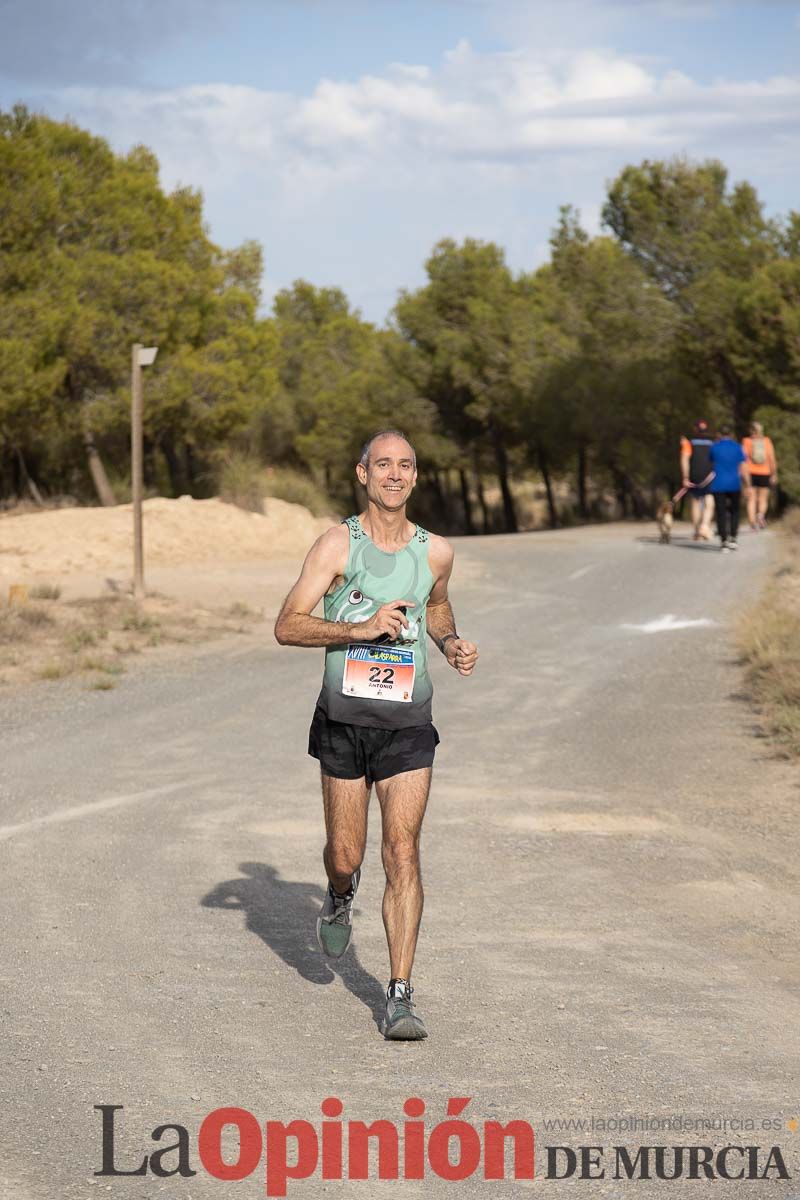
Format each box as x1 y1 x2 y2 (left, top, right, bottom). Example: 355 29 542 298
679 420 778 552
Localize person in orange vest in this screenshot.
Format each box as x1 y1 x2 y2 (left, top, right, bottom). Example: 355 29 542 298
742 421 778 530
679 420 715 540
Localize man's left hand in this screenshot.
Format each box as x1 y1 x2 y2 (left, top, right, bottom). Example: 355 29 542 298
445 638 478 676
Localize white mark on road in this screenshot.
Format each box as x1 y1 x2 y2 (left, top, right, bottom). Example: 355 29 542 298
621 614 717 634
0 782 188 843
568 565 595 581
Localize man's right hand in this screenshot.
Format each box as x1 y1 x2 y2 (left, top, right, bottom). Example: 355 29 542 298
357 600 415 642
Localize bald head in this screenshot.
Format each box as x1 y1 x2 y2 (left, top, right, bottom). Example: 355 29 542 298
359 429 416 469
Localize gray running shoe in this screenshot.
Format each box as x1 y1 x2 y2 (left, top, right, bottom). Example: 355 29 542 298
728 538 739 550
382 979 428 1040
721 540 731 553
316 868 360 958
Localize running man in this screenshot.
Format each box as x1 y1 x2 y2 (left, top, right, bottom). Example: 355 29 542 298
274 430 478 1040
709 424 750 551
742 421 778 530
680 420 715 540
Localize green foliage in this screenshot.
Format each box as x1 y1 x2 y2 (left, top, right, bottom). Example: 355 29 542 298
272 281 436 501
1 111 798 528
0 106 275 501
602 156 789 431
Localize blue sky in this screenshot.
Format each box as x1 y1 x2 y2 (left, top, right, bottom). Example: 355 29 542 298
1 0 799 321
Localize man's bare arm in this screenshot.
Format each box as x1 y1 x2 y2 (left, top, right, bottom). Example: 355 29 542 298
274 527 414 647
274 527 350 646
426 535 478 677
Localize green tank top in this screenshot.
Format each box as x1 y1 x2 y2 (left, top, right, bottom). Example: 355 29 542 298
317 515 435 729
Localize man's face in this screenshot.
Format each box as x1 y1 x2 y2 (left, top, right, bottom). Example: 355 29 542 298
356 436 417 511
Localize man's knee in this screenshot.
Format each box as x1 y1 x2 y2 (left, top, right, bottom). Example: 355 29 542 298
382 837 420 882
326 839 363 879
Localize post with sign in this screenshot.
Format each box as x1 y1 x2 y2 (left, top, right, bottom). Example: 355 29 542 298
131 343 158 601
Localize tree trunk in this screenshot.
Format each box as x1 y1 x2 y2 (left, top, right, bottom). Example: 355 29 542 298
539 447 558 529
184 443 197 492
83 428 116 507
13 447 44 506
630 480 647 519
427 470 448 526
161 437 186 496
577 443 588 521
458 469 475 535
611 467 629 518
143 436 157 490
492 432 518 533
474 469 490 534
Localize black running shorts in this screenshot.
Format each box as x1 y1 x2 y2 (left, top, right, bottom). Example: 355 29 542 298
750 474 770 488
308 705 439 784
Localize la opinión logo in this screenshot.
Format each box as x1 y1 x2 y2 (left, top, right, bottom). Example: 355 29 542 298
95 1099 535 1196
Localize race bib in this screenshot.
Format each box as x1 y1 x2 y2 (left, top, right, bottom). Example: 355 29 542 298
342 643 415 703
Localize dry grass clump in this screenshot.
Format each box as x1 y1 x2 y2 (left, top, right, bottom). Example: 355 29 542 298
737 510 800 755
29 582 61 600
216 452 335 518
0 590 264 689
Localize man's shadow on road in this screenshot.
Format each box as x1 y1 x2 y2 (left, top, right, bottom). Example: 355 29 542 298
201 863 385 1027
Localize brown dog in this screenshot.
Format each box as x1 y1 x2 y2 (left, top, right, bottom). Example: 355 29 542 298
656 500 674 544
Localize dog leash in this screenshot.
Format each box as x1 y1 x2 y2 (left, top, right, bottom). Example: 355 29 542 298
672 472 715 504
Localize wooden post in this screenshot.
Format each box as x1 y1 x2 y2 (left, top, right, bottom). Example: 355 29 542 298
131 343 144 601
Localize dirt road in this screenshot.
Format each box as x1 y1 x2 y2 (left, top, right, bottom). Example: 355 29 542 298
1 523 798 1198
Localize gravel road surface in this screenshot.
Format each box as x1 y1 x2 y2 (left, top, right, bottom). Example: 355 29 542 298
1 523 797 1199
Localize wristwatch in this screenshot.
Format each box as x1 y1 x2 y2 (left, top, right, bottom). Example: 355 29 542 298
440 633 459 651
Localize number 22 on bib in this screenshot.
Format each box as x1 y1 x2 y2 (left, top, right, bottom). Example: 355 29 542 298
342 643 415 703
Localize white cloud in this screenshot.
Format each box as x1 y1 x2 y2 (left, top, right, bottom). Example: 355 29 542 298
55 43 800 175
38 41 800 318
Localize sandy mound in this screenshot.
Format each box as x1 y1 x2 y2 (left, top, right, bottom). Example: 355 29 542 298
0 496 335 581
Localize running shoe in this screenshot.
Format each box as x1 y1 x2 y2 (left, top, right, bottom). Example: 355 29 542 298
728 538 739 550
721 541 731 553
316 868 360 958
382 979 428 1040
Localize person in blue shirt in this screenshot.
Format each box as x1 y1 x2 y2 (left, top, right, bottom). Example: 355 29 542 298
709 425 750 551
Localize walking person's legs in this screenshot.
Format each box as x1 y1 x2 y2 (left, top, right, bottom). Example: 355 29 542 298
747 486 757 528
716 493 730 545
699 493 714 539
757 486 770 526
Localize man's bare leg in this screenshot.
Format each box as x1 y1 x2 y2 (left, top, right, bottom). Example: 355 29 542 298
747 487 757 527
699 494 715 539
316 773 370 959
321 773 370 893
375 767 431 981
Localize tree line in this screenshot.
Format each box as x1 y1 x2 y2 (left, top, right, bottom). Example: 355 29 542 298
1 105 798 531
